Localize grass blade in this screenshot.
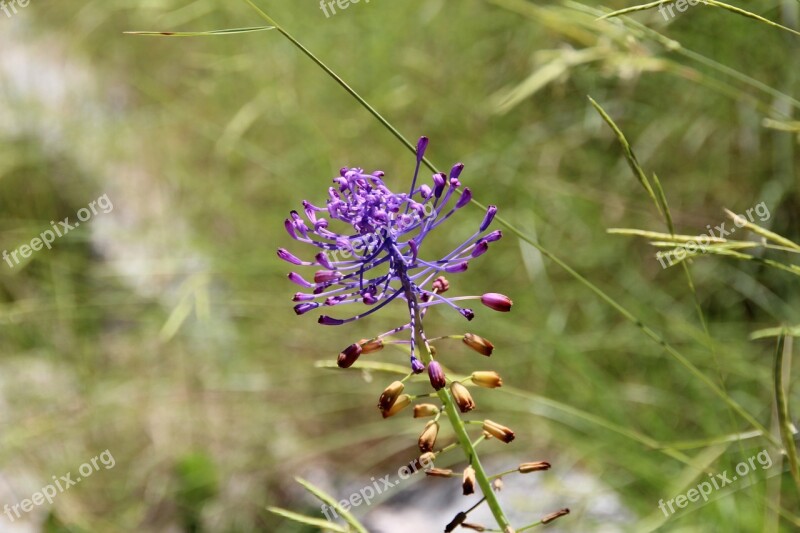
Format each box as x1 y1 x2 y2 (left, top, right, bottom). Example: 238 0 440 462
267 506 349 532
295 477 368 533
773 333 800 492
124 26 274 37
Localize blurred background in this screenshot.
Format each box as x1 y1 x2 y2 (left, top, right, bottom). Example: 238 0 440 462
0 1 798 531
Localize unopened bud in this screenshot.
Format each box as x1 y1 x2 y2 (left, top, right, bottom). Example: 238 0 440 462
433 276 450 293
428 361 446 390
358 338 384 354
419 452 436 468
482 420 515 443
462 523 487 532
413 403 440 418
462 465 476 495
377 381 404 411
541 508 570 525
337 343 362 368
462 333 494 356
425 468 454 478
381 394 411 418
471 371 503 388
493 478 504 492
444 512 467 533
480 293 513 312
450 382 476 413
418 421 439 452
519 461 551 473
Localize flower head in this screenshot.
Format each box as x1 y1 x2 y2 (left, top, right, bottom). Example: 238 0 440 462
280 137 505 372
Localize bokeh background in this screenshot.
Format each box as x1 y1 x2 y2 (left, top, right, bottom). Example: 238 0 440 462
1 1 799 531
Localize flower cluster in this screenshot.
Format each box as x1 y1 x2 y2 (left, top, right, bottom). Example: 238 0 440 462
280 138 568 531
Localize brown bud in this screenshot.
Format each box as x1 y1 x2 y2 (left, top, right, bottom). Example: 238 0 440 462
433 276 450 293
461 523 486 532
358 337 384 354
381 394 411 418
413 403 440 418
450 382 476 413
541 508 570 524
519 461 551 473
482 420 515 443
337 343 362 368
377 381 404 411
493 478 504 492
444 512 467 533
462 465 476 495
425 468 454 478
419 452 436 468
462 333 494 356
418 421 439 452
471 371 503 388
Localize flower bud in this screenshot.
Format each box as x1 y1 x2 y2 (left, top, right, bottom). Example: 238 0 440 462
314 270 342 284
425 468 454 478
418 421 439 452
410 357 425 374
428 361 446 390
482 420 515 443
462 524 486 532
471 371 503 388
432 276 450 293
419 451 436 468
480 205 497 232
413 403 440 418
337 343 362 368
463 333 494 356
480 293 513 312
450 382 476 413
519 461 551 473
377 381 404 411
381 394 411 418
541 508 570 524
462 465 476 495
445 512 467 533
493 478 504 492
358 338 384 354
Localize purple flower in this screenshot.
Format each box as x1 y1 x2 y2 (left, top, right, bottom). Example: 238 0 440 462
280 137 506 372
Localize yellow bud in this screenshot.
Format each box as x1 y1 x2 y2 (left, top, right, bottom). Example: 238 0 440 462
358 338 384 354
450 382 476 413
519 461 551 473
418 420 439 453
541 508 570 525
377 381 404 411
413 403 440 418
381 394 411 418
425 468 454 478
482 419 515 443
462 333 494 356
471 371 503 388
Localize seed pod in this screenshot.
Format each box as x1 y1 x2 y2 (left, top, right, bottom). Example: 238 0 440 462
450 382 476 413
541 508 570 525
462 333 494 356
418 421 439 453
482 420 515 443
480 293 513 312
519 461 551 473
471 371 503 388
381 394 411 418
462 466 476 495
413 403 440 418
337 343 362 368
377 381 404 411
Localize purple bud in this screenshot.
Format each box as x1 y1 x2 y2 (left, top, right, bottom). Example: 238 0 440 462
432 173 446 198
416 136 429 163
460 308 475 321
316 252 334 269
480 205 497 232
314 270 341 284
284 219 297 239
362 292 378 305
411 357 425 374
449 163 464 181
428 361 446 390
484 230 502 243
472 240 489 258
409 240 418 264
481 293 513 312
318 315 345 326
277 248 304 265
338 343 362 368
445 261 469 274
420 184 432 199
294 303 318 315
292 292 315 302
288 272 314 288
455 187 472 209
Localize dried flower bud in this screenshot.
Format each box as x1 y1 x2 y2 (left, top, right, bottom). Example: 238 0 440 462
471 371 503 388
444 512 467 533
482 420 515 443
433 276 450 293
413 403 440 418
381 394 411 418
462 523 487 532
425 468 454 478
419 451 436 468
377 381 404 411
541 508 570 525
418 421 439 452
462 333 494 356
462 465 476 495
358 338 384 354
450 382 476 413
337 343 362 368
480 293 513 312
519 461 551 473
492 478 504 492
428 361 446 390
